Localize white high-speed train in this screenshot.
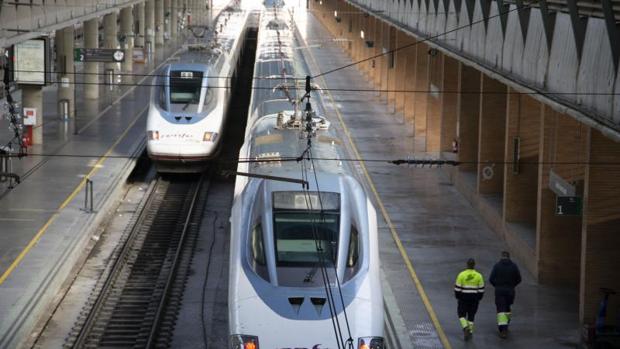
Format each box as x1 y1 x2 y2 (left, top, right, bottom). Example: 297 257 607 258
146 5 249 172
229 5 384 349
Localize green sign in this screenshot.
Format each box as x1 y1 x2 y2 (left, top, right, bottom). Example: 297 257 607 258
555 196 582 216
74 48 125 63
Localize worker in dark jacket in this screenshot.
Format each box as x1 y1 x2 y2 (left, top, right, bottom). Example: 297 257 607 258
489 251 522 338
454 258 485 340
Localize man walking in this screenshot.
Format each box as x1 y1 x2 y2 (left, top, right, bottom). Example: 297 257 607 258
454 258 485 340
489 251 522 338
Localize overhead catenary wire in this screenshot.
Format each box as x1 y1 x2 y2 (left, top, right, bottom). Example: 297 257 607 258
4 73 619 96
5 152 620 166
298 73 354 348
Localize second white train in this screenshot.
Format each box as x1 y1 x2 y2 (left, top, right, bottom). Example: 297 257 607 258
146 6 250 172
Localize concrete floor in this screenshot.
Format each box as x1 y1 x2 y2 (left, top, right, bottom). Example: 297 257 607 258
295 9 581 349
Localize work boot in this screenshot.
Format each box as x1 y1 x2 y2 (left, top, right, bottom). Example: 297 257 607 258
499 329 508 339
463 328 472 341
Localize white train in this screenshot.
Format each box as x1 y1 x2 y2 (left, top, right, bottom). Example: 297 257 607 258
146 5 249 172
228 5 384 349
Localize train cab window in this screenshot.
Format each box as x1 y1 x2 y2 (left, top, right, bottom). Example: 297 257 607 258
251 224 266 266
169 70 204 104
272 191 341 268
273 212 339 266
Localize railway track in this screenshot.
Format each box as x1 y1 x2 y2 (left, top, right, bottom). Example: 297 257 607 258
66 173 209 349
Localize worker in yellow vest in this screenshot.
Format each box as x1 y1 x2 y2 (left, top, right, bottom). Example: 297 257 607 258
454 258 485 340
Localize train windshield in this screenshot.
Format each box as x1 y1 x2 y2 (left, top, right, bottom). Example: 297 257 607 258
272 191 340 267
273 212 339 266
169 70 204 104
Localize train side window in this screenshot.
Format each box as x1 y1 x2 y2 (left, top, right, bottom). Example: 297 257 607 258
251 224 266 266
346 226 359 268
204 87 214 106
158 75 167 110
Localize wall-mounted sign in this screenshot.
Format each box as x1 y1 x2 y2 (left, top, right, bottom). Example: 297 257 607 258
556 196 582 216
74 48 125 63
23 108 37 126
13 39 50 85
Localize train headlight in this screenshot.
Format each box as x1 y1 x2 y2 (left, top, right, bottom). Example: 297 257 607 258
229 334 259 349
358 337 384 349
203 131 218 142
147 130 160 140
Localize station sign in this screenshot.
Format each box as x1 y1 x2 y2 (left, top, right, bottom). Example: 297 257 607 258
555 196 582 216
74 48 125 63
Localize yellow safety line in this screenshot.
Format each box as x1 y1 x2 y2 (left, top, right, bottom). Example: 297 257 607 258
0 104 149 286
300 14 453 349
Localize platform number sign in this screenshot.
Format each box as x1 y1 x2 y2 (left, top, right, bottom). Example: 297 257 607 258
556 196 582 216
74 48 125 63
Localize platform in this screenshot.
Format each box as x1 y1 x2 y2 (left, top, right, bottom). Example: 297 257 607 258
0 40 185 348
294 9 581 349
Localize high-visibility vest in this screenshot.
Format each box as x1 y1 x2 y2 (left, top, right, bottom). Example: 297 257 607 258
454 268 485 301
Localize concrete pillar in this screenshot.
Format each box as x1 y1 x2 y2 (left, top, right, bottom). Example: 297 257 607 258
426 51 443 153
155 0 165 45
135 2 146 47
537 106 586 286
394 32 410 115
503 90 541 225
440 55 459 153
403 38 417 127
21 85 43 145
103 12 118 74
372 19 382 88
413 42 430 151
171 0 178 38
56 26 75 117
146 0 156 53
457 62 480 173
164 0 171 40
84 18 99 99
120 6 134 74
387 27 398 111
477 74 507 197
580 130 620 325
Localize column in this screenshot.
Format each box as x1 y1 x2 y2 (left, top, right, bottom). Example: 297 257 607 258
426 50 443 153
403 38 417 127
170 0 178 38
440 55 459 153
503 90 541 225
537 107 586 286
135 2 146 48
21 86 43 145
164 0 171 40
413 41 430 151
84 18 99 99
156 0 165 46
56 26 75 117
394 32 409 115
121 6 134 74
580 130 620 324
103 12 118 75
457 63 480 173
146 0 156 54
477 74 507 198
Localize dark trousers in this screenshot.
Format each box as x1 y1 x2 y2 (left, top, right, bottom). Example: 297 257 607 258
495 294 515 331
457 300 479 322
